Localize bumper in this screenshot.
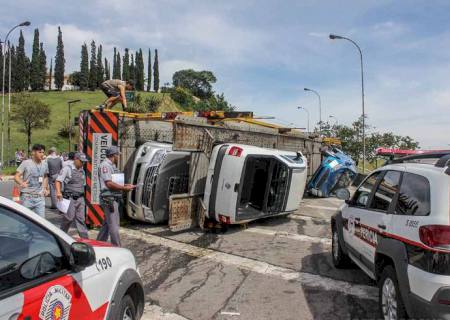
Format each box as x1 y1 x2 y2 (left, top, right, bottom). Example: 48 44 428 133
409 288 450 319
127 201 156 223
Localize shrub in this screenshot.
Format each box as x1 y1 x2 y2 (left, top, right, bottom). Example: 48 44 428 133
169 87 194 109
58 124 76 138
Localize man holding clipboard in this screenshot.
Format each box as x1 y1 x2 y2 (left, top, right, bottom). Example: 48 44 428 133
96 146 135 246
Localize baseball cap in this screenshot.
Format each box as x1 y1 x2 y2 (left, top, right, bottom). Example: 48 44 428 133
105 146 120 157
73 152 88 162
49 147 57 153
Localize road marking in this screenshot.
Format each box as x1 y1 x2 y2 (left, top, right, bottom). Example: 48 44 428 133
124 228 377 300
303 204 339 211
244 228 331 245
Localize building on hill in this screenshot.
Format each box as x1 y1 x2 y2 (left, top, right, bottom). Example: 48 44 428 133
45 74 79 91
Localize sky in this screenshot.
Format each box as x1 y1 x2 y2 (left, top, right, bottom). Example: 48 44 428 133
1 0 449 149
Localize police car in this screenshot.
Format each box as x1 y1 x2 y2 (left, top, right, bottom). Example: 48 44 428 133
0 196 144 320
331 152 450 319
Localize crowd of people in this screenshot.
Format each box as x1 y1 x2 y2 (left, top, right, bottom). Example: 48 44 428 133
13 144 134 247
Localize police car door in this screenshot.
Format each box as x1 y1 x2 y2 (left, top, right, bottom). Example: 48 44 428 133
357 170 401 272
342 171 382 261
0 206 107 320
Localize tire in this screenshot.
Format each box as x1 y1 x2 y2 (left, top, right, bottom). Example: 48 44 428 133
331 224 351 268
378 265 408 320
119 295 137 320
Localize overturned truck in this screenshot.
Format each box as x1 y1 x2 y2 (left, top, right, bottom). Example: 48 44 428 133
78 110 323 231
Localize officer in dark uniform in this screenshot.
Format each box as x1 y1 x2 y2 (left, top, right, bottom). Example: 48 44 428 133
96 146 134 246
55 152 89 238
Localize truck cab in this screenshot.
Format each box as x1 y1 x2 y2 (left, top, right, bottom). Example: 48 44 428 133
127 142 190 223
203 144 308 224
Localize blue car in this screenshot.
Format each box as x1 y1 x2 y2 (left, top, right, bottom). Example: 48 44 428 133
307 146 357 197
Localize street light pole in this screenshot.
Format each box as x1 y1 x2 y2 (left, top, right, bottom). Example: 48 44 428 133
67 99 81 151
297 106 310 133
329 33 366 173
328 115 338 126
304 88 322 134
1 21 30 165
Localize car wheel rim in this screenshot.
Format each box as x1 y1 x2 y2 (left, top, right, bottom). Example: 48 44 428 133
123 306 133 320
381 278 397 320
332 230 339 260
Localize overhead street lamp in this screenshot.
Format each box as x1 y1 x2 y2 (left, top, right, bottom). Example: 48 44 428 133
68 99 81 151
297 106 310 133
328 115 338 126
2 20 31 165
329 33 366 173
303 88 322 134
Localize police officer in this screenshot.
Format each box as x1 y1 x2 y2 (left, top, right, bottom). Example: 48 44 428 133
55 152 89 238
96 146 134 246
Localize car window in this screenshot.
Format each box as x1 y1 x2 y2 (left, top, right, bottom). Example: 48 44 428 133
369 171 401 213
395 173 430 216
352 171 382 208
0 207 65 293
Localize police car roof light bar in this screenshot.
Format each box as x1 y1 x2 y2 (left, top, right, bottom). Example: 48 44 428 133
389 151 450 165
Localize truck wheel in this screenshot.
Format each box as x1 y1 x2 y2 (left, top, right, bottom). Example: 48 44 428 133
119 295 137 320
331 225 350 268
379 266 408 320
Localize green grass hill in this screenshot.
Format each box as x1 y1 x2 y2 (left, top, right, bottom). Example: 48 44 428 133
5 91 181 164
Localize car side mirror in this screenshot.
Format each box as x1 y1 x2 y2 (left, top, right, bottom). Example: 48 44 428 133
70 242 96 271
335 188 351 201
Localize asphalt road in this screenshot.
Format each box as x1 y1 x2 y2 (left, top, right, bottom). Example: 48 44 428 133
1 181 380 320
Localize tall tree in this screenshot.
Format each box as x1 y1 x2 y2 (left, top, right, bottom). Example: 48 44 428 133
30 29 41 91
122 48 130 81
96 44 104 87
147 49 151 91
136 49 145 91
88 40 97 91
8 45 15 92
104 58 110 80
112 48 118 79
116 51 121 79
48 58 53 90
11 93 51 154
54 26 65 90
129 53 135 85
39 43 47 90
0 45 3 91
153 49 159 92
79 43 89 90
15 31 29 91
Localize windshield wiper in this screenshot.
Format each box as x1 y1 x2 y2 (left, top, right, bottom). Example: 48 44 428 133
0 263 18 276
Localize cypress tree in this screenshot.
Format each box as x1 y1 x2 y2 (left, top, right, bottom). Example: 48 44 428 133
104 58 110 80
122 48 129 81
112 47 117 78
54 26 65 90
15 31 29 91
129 53 135 86
153 49 159 92
0 45 3 91
39 43 47 90
9 45 16 92
96 44 104 87
88 40 97 91
48 58 53 90
116 52 121 79
147 49 151 91
79 43 89 90
30 29 41 90
135 49 144 91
